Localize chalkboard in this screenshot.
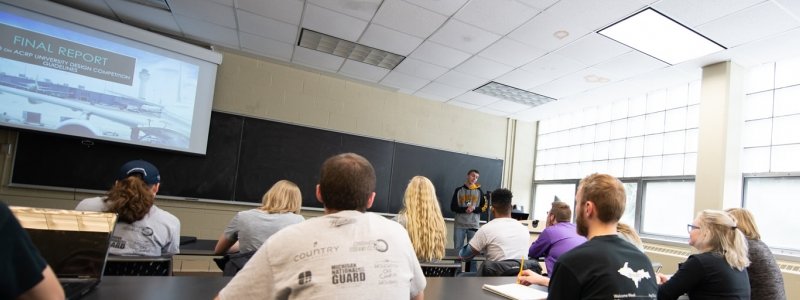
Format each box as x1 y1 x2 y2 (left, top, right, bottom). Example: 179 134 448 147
11 111 503 215
389 143 503 219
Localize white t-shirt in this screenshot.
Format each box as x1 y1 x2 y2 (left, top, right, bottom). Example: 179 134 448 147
75 196 181 256
469 217 529 261
218 210 426 300
223 209 305 253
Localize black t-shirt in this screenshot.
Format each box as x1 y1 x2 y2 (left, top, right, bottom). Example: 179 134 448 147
658 252 750 300
548 234 658 299
0 203 48 299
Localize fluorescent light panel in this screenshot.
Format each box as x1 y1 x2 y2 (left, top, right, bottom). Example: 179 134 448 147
298 29 405 70
474 82 556 107
598 8 725 65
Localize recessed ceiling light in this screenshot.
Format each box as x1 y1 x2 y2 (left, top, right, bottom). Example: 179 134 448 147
474 82 556 107
298 28 405 70
598 8 725 65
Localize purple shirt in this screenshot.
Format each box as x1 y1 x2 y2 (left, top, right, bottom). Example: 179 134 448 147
528 222 587 275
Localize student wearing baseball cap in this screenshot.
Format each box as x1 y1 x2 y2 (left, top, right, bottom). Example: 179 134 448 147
75 159 180 256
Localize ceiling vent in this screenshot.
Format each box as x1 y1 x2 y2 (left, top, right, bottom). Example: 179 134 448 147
474 82 556 107
298 28 405 70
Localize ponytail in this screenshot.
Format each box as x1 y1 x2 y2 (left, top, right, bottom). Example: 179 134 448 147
104 175 155 223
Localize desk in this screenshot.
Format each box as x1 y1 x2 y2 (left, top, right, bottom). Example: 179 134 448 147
179 239 217 256
443 248 485 272
83 276 541 300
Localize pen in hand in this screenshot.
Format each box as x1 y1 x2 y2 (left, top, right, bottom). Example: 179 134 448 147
517 256 525 284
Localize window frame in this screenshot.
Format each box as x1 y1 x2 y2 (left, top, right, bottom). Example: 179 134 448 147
742 172 800 260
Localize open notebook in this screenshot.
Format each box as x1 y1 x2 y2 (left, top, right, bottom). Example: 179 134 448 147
483 283 548 300
11 206 117 300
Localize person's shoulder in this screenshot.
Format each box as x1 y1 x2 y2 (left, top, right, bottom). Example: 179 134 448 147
150 205 180 223
75 196 106 211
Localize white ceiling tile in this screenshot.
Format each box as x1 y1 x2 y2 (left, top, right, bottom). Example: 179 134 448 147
479 38 547 67
307 0 382 21
429 19 501 54
653 0 766 27
454 91 499 106
454 0 542 35
393 58 449 80
530 67 616 99
516 0 560 10
209 0 234 5
291 46 345 72
51 0 116 20
358 24 424 56
727 28 800 65
482 108 513 116
403 0 469 16
408 41 471 68
380 71 431 91
488 99 532 113
521 53 588 79
372 0 448 38
495 69 549 89
696 1 800 48
339 60 390 82
240 32 294 61
435 70 488 90
594 51 669 81
775 0 800 18
545 0 646 31
447 100 481 110
508 9 593 52
104 0 183 35
237 9 298 44
169 0 236 28
413 91 450 102
417 82 466 99
302 4 369 41
237 0 304 25
556 33 633 66
175 15 239 48
454 56 515 80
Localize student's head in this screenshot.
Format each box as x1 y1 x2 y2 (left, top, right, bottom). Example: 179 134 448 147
490 188 513 216
547 201 572 226
575 173 626 237
617 222 644 250
261 180 302 214
725 207 761 240
106 160 160 223
466 169 479 185
317 153 376 212
401 176 446 261
689 210 750 270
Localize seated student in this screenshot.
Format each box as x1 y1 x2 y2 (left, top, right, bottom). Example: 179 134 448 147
460 188 530 275
216 153 425 300
394 176 446 262
75 160 180 256
214 180 304 255
657 210 750 299
617 222 644 251
527 200 586 275
1 202 65 300
518 173 658 298
725 208 786 300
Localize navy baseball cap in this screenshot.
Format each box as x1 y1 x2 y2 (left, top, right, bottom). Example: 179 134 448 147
118 160 160 185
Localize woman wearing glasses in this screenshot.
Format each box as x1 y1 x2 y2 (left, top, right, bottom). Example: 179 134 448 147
657 210 750 299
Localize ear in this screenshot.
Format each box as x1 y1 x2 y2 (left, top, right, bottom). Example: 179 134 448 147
584 201 595 218
316 184 324 205
366 192 375 209
151 183 160 195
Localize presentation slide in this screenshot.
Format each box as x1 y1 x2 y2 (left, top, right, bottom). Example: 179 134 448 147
0 7 205 152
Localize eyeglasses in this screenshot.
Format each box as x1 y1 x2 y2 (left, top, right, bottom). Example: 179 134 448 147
687 224 701 233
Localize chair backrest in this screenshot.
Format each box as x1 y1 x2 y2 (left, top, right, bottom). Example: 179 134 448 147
213 251 257 276
104 255 173 276
479 259 543 277
420 262 461 277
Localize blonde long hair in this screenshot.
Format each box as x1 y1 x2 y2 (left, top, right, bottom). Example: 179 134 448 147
725 208 761 240
694 210 750 271
260 180 302 214
400 176 446 261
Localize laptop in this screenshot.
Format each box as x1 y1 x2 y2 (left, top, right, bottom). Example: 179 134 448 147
11 206 117 300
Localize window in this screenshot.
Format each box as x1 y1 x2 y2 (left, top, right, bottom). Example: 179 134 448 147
620 182 639 229
532 183 576 222
640 180 695 238
743 177 800 252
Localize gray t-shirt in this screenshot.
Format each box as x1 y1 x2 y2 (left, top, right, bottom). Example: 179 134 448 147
223 209 305 253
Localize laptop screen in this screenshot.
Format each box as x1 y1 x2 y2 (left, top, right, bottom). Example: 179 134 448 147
11 207 117 280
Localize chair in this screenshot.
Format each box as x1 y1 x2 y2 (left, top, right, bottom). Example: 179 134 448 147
479 259 542 277
104 255 173 276
420 262 461 277
213 251 256 276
